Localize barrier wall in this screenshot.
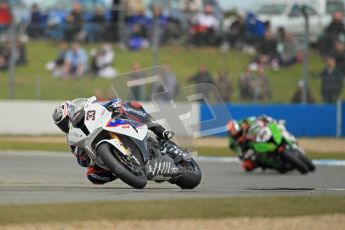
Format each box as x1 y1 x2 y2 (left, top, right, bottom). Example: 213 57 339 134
0 100 343 137
0 101 200 136
200 103 344 137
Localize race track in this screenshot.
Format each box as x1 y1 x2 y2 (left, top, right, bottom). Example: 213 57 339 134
1 151 345 205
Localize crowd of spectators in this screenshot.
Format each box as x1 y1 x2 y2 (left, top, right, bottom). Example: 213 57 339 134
1 0 344 103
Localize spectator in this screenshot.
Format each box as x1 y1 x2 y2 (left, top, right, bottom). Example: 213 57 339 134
148 5 169 46
127 9 150 50
0 39 26 67
63 42 88 78
253 66 271 101
152 65 180 101
179 0 203 25
46 42 69 77
16 39 27 65
245 12 265 45
291 80 315 104
90 43 117 79
320 56 344 103
27 3 43 38
83 8 105 42
325 11 345 41
64 2 83 41
239 68 254 100
258 30 278 60
320 11 345 55
0 1 11 32
331 40 345 74
190 4 219 46
0 55 7 70
227 14 245 49
128 61 145 100
188 64 214 101
277 32 302 67
215 68 232 102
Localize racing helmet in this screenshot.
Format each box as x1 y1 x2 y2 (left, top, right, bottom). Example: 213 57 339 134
52 101 71 133
227 120 240 137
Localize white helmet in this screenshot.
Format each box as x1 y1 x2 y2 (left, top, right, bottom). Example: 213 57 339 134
52 101 70 133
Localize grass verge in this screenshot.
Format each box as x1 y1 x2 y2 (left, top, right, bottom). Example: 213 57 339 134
1 40 344 102
0 140 344 159
1 196 345 225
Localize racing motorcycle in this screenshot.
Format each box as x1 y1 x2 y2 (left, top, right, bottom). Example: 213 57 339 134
244 121 315 174
66 98 201 189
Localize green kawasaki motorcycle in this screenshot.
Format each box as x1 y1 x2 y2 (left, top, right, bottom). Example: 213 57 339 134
246 122 315 174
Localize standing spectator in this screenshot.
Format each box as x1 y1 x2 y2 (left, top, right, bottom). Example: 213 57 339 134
190 4 219 46
0 1 11 32
320 56 344 103
331 40 345 74
27 3 43 38
325 12 345 41
291 80 315 104
63 42 88 78
83 8 105 42
152 65 180 101
64 3 83 41
188 64 214 101
90 43 117 79
253 66 271 101
320 11 345 55
46 42 69 77
215 68 232 102
239 67 254 100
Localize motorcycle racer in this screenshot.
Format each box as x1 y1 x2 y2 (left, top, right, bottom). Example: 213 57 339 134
227 115 275 171
52 96 177 185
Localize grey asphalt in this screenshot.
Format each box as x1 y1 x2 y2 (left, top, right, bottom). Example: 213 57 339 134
0 151 345 205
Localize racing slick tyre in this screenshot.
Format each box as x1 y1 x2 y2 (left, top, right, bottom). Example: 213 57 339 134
296 151 316 172
97 143 147 189
281 150 309 174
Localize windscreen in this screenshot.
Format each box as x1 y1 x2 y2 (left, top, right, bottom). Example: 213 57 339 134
67 98 87 118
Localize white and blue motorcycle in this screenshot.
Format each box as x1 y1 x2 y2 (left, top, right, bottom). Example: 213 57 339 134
66 97 201 189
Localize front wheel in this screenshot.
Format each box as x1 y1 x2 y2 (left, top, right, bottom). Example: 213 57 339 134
281 150 309 174
296 151 316 172
172 159 202 189
97 143 147 189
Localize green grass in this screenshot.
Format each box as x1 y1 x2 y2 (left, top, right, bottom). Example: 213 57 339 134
0 140 344 159
1 40 344 102
1 196 345 225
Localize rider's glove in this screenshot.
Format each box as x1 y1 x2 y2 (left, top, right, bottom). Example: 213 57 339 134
162 130 175 140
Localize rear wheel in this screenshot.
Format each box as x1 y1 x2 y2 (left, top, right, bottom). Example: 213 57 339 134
97 143 147 189
281 150 309 174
